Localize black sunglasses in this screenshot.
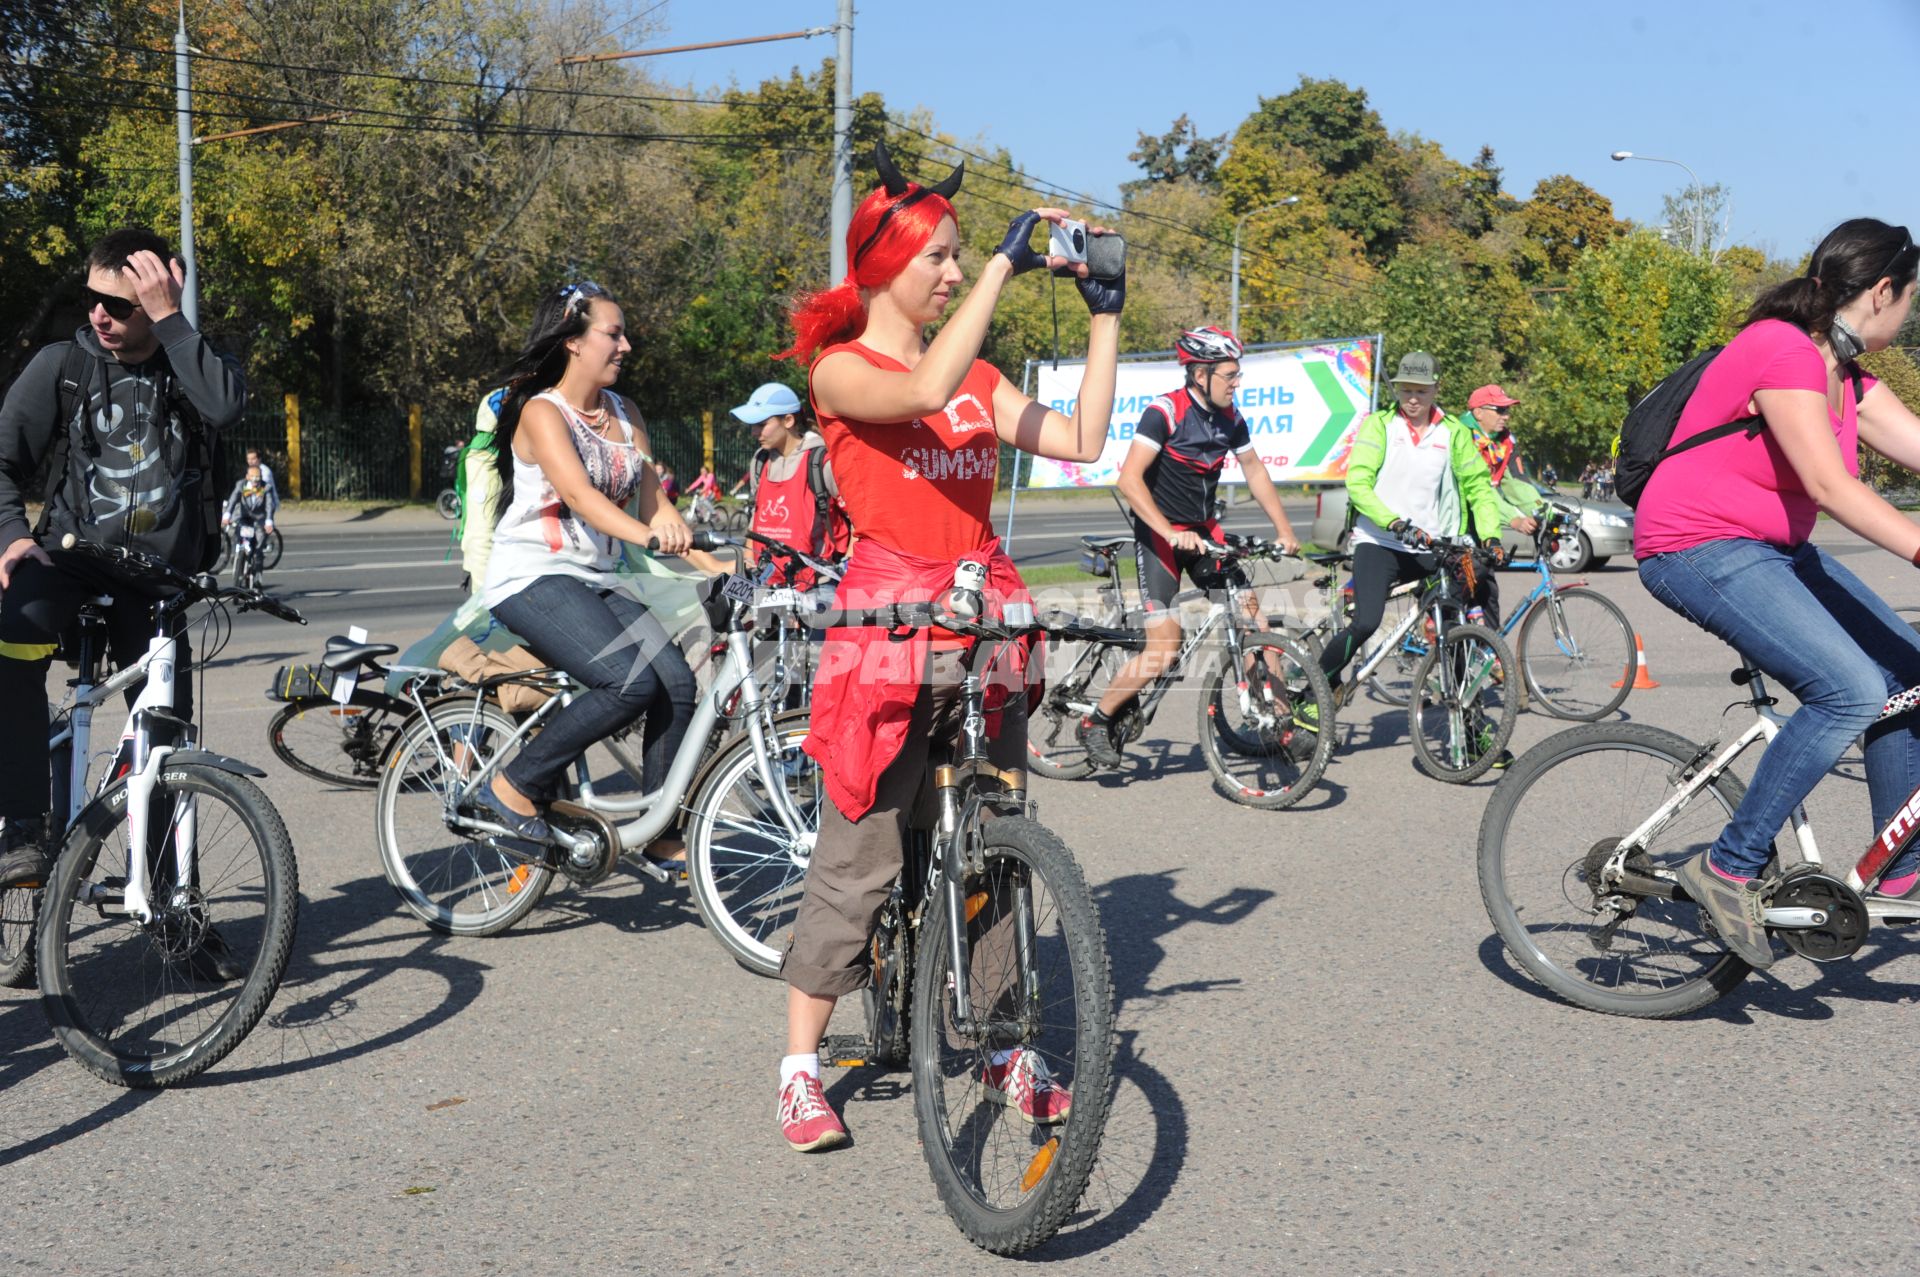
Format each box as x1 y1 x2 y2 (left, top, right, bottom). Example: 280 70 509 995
1486 404 1513 415
82 287 140 321
1874 228 1915 286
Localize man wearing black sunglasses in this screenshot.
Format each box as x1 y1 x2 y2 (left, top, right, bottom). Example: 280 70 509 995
0 227 246 908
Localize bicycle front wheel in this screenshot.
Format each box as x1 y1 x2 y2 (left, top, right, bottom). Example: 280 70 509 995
683 719 818 977
38 763 299 1088
1409 622 1518 783
1478 723 1761 1017
375 697 554 936
1194 635 1334 809
268 692 409 788
1361 589 1424 707
437 489 461 521
912 817 1113 1256
1519 587 1635 721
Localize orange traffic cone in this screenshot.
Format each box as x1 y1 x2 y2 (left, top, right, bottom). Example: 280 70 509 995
1614 633 1660 690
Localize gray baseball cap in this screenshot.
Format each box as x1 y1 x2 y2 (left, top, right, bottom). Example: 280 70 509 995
1391 351 1439 386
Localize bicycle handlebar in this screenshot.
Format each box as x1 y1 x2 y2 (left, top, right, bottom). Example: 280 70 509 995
58 534 307 625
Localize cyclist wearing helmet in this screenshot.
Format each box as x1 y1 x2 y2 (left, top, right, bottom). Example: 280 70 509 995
1308 351 1527 741
1076 325 1300 768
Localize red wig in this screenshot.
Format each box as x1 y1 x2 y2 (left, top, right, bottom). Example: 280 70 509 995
776 182 958 366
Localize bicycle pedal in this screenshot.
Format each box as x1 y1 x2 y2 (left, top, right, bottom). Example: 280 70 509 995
819 1035 874 1069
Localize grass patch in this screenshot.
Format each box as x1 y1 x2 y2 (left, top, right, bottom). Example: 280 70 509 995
1021 558 1130 588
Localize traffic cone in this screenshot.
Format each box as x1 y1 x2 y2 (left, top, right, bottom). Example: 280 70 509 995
1614 633 1660 690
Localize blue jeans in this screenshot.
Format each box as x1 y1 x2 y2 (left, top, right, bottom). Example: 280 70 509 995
489 575 697 802
1639 538 1920 877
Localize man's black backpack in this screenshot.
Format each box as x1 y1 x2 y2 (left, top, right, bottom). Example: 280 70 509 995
1613 345 1864 508
36 341 232 572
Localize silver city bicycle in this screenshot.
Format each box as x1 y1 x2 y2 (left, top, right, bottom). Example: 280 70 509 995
1479 658 1920 1018
0 536 306 1087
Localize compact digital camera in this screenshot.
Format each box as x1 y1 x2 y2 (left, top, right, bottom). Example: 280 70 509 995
1049 218 1090 267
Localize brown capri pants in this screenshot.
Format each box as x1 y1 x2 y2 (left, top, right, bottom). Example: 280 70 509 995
781 648 1029 999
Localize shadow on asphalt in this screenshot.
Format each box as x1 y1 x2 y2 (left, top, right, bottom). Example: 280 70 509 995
199 647 304 672
344 505 405 522
1474 928 1920 1023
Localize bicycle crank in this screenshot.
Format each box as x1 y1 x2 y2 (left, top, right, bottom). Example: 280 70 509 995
547 800 631 885
1765 871 1868 962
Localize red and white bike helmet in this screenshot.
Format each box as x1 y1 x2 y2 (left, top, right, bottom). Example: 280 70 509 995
1175 325 1243 365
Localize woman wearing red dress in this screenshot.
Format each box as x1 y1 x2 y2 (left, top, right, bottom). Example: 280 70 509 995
771 145 1124 1151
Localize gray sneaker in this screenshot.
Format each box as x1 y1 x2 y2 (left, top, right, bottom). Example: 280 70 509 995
1677 851 1774 969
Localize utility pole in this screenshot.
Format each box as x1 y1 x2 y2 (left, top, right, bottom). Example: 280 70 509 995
1229 195 1297 336
828 0 854 283
174 1 198 326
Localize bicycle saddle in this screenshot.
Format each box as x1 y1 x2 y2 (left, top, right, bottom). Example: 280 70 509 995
1080 535 1131 551
321 636 398 672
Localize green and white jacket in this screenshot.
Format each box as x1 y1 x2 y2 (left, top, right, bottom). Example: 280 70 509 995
1344 407 1504 544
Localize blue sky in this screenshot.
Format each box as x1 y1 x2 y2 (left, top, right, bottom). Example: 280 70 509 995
623 0 1917 261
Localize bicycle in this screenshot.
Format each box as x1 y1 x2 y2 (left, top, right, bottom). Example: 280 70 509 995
1477 659 1920 1018
373 533 820 952
211 523 283 575
1024 532 1335 808
230 519 271 590
264 640 445 789
436 442 463 521
812 591 1115 1254
0 535 306 1087
1285 534 1520 783
1302 507 1636 722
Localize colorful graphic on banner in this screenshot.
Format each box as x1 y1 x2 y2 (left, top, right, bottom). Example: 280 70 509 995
1023 336 1377 489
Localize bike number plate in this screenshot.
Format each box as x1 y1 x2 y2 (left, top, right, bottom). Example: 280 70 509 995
722 575 756 606
759 587 802 611
332 624 368 705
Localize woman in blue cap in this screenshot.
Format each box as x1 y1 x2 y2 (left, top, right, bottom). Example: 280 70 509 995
732 380 850 585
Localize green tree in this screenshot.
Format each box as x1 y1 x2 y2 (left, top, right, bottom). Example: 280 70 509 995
1229 77 1406 262
1517 175 1622 277
1125 114 1227 194
1524 230 1738 466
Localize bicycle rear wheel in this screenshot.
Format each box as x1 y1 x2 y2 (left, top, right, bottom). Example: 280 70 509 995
912 817 1113 1255
1194 635 1334 809
437 489 461 521
0 861 39 988
1026 640 1126 781
37 763 298 1088
1478 723 1760 1017
683 720 817 976
1409 623 1517 783
268 692 408 788
262 528 284 570
1519 586 1635 720
375 697 554 936
211 529 234 574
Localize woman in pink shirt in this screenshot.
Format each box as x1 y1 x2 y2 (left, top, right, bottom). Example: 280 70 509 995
1635 219 1918 969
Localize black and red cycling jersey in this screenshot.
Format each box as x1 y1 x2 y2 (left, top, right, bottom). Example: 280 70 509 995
1131 387 1253 526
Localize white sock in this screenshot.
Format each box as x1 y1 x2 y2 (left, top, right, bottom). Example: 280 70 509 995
780 1053 820 1087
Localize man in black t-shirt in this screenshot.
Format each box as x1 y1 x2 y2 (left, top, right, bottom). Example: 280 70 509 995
1076 326 1301 768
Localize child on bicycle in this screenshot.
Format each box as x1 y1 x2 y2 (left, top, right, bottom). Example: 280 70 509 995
1635 219 1920 968
223 464 277 578
769 142 1124 1152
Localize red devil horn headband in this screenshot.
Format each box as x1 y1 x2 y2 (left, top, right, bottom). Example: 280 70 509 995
853 140 964 268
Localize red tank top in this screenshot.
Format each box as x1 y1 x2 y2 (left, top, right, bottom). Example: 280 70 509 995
811 342 1002 559
751 446 847 587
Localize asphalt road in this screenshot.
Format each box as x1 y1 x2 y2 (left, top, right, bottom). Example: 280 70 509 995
6 504 1920 1275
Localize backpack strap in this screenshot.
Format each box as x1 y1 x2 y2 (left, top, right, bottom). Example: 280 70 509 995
806 445 832 554
1656 415 1763 465
36 344 100 534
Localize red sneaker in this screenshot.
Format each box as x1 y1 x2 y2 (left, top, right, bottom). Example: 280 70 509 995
777 1072 848 1152
981 1049 1072 1126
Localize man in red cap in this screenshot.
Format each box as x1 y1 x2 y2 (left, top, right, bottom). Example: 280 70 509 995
1466 384 1526 484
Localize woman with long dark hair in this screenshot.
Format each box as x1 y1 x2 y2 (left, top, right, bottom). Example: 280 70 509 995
1635 218 1920 967
770 144 1124 1152
475 281 697 855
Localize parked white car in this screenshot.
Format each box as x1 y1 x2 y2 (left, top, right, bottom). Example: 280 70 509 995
1307 488 1634 573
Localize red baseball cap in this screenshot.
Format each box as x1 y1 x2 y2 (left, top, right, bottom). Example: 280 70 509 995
1468 384 1519 410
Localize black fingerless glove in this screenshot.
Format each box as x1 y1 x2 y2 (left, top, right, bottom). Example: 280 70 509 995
995 211 1047 276
1390 518 1412 540
1481 538 1506 564
1072 264 1125 315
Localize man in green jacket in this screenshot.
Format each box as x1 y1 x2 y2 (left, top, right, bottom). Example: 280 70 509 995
1305 351 1534 756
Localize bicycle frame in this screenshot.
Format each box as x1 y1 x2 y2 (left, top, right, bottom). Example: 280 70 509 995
55 610 196 925
1604 667 1920 926
418 620 810 860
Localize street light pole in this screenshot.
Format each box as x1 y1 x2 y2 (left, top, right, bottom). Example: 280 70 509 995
1610 150 1704 256
828 0 854 283
1230 195 1299 335
174 0 198 326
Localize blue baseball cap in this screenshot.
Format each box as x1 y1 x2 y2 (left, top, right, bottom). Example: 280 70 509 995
730 382 803 424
